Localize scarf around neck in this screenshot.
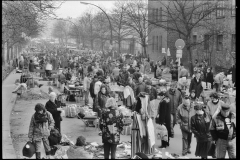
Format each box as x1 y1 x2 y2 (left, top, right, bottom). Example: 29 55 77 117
35 111 48 123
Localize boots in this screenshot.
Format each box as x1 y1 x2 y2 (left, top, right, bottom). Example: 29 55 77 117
35 152 41 159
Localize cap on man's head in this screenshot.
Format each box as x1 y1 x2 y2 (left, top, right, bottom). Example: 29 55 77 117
221 103 230 111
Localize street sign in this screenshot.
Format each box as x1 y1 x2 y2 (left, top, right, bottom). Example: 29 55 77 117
176 49 182 58
175 39 185 50
162 48 166 53
167 48 171 56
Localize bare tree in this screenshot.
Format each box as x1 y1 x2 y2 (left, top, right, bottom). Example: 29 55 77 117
124 0 154 57
111 1 135 54
148 0 232 74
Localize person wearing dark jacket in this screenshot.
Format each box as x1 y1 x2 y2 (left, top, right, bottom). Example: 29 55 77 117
96 85 110 118
209 103 236 158
90 75 98 112
29 60 35 73
170 63 178 81
145 80 157 101
45 92 63 133
156 90 172 148
135 76 148 98
191 104 213 159
189 71 203 99
65 68 72 81
128 65 136 74
205 67 214 89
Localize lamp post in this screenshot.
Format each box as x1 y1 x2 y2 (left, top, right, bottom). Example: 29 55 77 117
80 2 113 55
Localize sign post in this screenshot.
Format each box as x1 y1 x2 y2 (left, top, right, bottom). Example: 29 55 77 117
175 39 185 66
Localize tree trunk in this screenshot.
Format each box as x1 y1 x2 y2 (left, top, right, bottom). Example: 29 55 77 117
118 38 121 54
187 46 193 76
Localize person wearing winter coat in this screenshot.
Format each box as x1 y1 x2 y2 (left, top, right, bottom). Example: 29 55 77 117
209 104 236 158
100 98 124 159
191 104 213 159
145 80 157 101
205 67 214 89
156 90 172 148
205 92 224 118
156 65 162 79
166 81 182 130
170 63 179 81
178 64 189 79
189 71 203 98
135 76 148 98
28 103 55 159
176 93 195 156
45 92 63 133
96 85 110 118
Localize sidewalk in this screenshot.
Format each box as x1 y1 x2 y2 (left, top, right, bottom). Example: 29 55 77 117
2 71 20 159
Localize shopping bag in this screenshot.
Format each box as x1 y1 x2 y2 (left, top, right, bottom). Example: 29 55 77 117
22 141 36 158
65 105 77 118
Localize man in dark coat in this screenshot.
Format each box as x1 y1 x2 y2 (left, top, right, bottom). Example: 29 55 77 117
128 65 136 74
90 75 98 112
157 91 171 148
189 71 203 98
135 76 148 97
170 63 179 81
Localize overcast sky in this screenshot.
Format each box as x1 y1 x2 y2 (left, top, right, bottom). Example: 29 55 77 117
55 1 115 19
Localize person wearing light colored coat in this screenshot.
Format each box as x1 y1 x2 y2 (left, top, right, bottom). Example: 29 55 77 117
28 103 55 159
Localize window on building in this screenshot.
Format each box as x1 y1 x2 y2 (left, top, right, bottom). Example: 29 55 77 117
217 35 223 51
159 35 162 51
152 36 155 51
231 34 235 52
232 0 235 16
204 35 210 51
159 7 162 22
156 36 159 51
216 1 225 18
155 9 158 22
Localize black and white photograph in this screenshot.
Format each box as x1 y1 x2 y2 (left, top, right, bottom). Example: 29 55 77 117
2 0 236 159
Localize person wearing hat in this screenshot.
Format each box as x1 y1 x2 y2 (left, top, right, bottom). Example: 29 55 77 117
156 89 172 148
176 92 195 156
28 103 55 159
189 70 203 99
99 97 124 159
206 92 224 118
191 104 213 159
209 103 236 158
45 92 63 133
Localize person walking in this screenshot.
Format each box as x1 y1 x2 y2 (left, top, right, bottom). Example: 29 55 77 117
28 103 55 159
100 97 124 159
156 89 172 148
176 93 195 156
166 81 182 137
45 61 53 78
209 103 236 158
213 72 227 92
189 71 203 99
45 92 63 133
191 104 213 159
206 92 224 118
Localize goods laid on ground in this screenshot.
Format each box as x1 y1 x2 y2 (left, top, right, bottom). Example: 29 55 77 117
161 73 172 82
17 88 49 100
65 104 77 118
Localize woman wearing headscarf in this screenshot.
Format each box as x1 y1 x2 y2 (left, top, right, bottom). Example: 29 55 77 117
156 88 172 148
28 103 55 159
191 104 213 159
45 92 63 133
100 98 124 159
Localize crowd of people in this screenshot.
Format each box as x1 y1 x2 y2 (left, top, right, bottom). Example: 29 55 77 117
12 48 236 159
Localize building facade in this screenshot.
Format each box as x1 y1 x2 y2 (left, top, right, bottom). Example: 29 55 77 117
148 0 235 70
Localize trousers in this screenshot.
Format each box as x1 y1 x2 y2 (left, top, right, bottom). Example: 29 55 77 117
216 138 236 158
104 142 117 159
181 129 192 154
84 90 89 105
34 137 51 154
